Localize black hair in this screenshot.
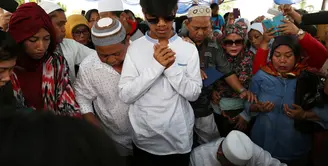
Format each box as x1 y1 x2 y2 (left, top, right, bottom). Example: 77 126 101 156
0 111 125 166
210 3 219 9
124 9 135 18
223 12 230 23
85 9 99 22
174 15 188 33
140 0 178 17
0 31 21 62
112 11 124 18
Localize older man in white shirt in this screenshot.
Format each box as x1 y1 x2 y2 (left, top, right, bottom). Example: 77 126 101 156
118 0 202 165
190 130 287 166
39 1 95 83
74 18 132 158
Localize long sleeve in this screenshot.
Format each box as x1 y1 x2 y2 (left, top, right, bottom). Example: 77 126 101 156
252 48 269 75
299 33 328 69
312 104 328 129
244 73 262 116
73 66 96 115
56 56 81 118
250 143 287 166
119 51 165 104
215 46 234 76
164 48 202 102
75 41 95 65
302 12 328 25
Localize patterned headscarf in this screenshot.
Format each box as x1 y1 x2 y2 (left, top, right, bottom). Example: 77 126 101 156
8 2 57 53
223 24 245 39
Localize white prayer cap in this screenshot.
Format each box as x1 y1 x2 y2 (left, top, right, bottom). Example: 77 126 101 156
38 1 62 14
222 130 253 166
187 5 211 18
249 23 264 34
98 0 124 13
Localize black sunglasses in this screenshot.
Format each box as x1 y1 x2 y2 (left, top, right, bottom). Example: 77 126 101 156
223 39 244 46
146 15 176 24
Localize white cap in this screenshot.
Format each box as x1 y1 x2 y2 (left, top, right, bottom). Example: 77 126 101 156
222 130 253 166
98 0 124 13
249 23 264 34
187 5 211 18
38 1 62 14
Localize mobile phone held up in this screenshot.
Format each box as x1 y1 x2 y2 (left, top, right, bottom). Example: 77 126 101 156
262 14 285 36
233 8 240 19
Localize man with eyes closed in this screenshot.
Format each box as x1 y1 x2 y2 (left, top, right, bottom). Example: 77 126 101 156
180 5 257 142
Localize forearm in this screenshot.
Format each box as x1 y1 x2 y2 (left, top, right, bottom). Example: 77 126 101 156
289 11 302 25
83 113 102 128
303 111 321 121
224 74 244 92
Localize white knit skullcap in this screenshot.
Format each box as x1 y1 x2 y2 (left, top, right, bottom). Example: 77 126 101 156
38 1 61 14
187 5 211 18
222 130 253 166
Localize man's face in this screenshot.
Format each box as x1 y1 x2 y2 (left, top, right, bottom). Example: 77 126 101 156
50 11 67 43
216 143 239 166
0 58 16 87
96 41 128 66
145 13 175 39
186 16 211 44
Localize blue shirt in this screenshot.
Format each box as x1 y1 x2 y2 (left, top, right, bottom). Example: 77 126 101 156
245 70 328 161
211 15 225 30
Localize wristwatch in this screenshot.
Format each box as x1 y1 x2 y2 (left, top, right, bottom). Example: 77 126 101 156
297 29 305 36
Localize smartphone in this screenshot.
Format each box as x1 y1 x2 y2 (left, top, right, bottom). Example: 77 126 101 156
233 8 240 19
263 19 279 36
273 14 285 36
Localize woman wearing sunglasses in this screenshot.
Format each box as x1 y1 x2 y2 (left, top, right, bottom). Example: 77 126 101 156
65 14 94 49
213 24 254 137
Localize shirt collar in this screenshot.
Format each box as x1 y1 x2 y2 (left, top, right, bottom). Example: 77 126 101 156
145 31 178 44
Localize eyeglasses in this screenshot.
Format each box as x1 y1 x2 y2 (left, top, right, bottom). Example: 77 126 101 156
146 15 175 24
223 39 244 46
72 29 90 37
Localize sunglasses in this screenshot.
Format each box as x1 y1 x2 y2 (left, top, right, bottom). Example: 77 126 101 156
72 29 90 37
146 15 175 24
223 39 244 46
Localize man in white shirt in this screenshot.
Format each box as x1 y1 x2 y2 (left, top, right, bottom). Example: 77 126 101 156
74 17 132 159
190 130 286 166
98 0 144 42
118 0 202 165
39 1 95 83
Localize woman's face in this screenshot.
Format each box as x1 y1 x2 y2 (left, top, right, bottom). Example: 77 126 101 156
88 11 100 28
236 22 248 35
72 25 90 46
272 45 296 73
223 33 244 57
248 29 263 49
23 28 51 60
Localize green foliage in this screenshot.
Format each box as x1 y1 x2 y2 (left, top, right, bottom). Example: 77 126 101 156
57 2 67 12
16 0 25 6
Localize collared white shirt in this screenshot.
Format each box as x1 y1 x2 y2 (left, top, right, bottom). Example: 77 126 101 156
119 33 202 155
190 138 287 166
60 38 96 83
74 52 132 150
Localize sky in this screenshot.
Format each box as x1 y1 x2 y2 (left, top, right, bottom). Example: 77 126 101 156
43 0 326 21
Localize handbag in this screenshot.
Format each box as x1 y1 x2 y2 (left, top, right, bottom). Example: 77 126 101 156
294 70 328 133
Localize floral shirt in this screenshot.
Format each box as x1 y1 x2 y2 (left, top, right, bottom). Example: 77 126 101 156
214 49 254 98
11 53 81 118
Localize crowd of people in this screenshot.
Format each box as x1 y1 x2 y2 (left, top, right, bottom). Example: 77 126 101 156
1 0 328 166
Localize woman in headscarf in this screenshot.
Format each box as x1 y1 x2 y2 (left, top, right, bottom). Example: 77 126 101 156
8 3 80 117
212 24 254 137
234 18 250 38
248 22 264 54
85 9 99 29
65 14 94 49
252 19 328 74
245 35 328 166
